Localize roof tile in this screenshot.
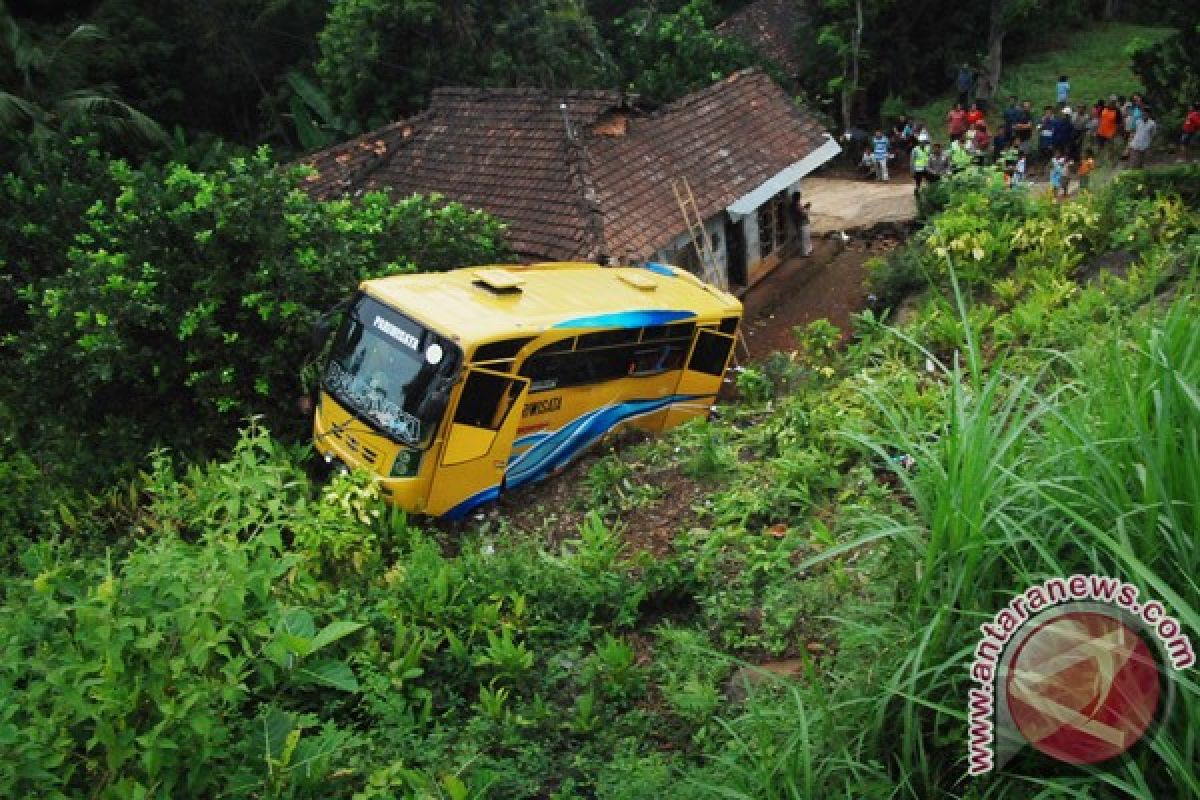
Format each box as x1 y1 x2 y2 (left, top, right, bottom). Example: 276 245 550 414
298 69 833 263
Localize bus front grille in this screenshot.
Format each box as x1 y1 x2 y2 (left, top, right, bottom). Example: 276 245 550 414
332 429 378 465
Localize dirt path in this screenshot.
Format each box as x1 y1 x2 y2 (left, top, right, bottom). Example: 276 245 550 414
802 177 917 235
734 175 916 357
740 233 905 357
741 243 868 356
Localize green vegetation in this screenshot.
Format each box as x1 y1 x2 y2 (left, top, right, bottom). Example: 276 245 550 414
3 154 1197 794
0 140 508 484
3 1 1200 796
993 23 1174 105
1130 20 1200 137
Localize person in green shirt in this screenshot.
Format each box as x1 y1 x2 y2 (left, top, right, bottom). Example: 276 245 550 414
910 140 931 192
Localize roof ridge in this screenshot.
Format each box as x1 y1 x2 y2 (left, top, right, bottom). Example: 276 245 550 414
561 109 607 260
651 68 767 118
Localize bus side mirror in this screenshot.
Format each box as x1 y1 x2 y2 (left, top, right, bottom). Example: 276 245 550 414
311 316 333 352
416 383 450 425
311 297 351 352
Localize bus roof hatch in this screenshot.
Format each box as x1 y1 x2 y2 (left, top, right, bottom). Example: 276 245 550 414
618 271 657 291
472 269 526 292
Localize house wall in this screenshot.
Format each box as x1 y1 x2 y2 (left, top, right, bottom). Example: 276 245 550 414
741 178 805 286
742 212 762 266
649 177 807 289
654 216 730 285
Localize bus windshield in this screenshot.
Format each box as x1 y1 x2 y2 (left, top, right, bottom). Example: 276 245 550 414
323 294 458 446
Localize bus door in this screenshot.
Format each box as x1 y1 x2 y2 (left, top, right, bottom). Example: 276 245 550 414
427 366 530 517
664 327 737 428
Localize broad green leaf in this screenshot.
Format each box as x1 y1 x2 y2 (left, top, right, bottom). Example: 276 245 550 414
297 658 359 692
261 706 295 762
281 607 315 639
310 620 364 653
441 774 469 800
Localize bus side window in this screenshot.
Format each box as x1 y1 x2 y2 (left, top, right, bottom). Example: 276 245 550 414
688 331 735 376
520 341 589 393
629 343 686 375
454 371 521 430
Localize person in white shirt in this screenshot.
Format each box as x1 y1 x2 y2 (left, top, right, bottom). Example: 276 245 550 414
1129 107 1157 169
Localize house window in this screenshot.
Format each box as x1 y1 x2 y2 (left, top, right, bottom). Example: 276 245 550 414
756 195 788 258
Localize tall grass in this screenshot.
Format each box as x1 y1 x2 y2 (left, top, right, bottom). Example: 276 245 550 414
848 289 1200 796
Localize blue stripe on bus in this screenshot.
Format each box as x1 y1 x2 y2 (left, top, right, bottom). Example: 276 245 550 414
504 394 703 489
442 484 502 521
551 309 695 330
642 262 676 276
513 431 554 449
439 393 708 520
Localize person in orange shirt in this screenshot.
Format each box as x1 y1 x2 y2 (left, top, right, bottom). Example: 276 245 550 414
1077 149 1096 190
1096 99 1122 163
966 102 985 130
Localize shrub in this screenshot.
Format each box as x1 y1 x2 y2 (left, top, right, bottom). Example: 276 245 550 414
1110 163 1200 209
0 516 362 797
865 246 929 309
1130 29 1200 139
5 143 508 480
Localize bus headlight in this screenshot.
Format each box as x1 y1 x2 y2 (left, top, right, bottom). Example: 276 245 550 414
390 448 421 478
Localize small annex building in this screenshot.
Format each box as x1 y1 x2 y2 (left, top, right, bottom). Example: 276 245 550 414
300 68 840 290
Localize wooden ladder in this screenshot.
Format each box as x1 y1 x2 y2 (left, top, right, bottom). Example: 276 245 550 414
670 177 751 364
671 176 726 290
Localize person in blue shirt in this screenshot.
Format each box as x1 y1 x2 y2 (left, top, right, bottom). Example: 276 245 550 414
872 129 891 180
1056 75 1070 105
956 64 975 107
1002 96 1021 140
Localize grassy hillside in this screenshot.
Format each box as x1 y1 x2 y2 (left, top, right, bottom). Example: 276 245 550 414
3 163 1196 797
909 23 1175 135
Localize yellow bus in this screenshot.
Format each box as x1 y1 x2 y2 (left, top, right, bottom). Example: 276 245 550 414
312 262 742 519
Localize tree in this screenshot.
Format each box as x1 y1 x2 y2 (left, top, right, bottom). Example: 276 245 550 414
88 0 328 146
978 0 1041 105
316 0 617 131
4 143 510 478
809 0 881 129
0 10 165 162
612 0 767 105
979 0 1012 106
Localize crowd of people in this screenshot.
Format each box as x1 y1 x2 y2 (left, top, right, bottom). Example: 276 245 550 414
855 76 1197 197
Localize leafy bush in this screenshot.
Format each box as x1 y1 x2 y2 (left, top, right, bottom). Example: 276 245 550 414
614 0 773 106
865 246 929 309
0 496 362 797
1110 163 1200 209
0 137 119 335
4 142 507 479
1130 27 1200 138
735 352 804 404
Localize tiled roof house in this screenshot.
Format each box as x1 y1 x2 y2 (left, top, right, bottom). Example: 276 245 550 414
300 68 840 289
